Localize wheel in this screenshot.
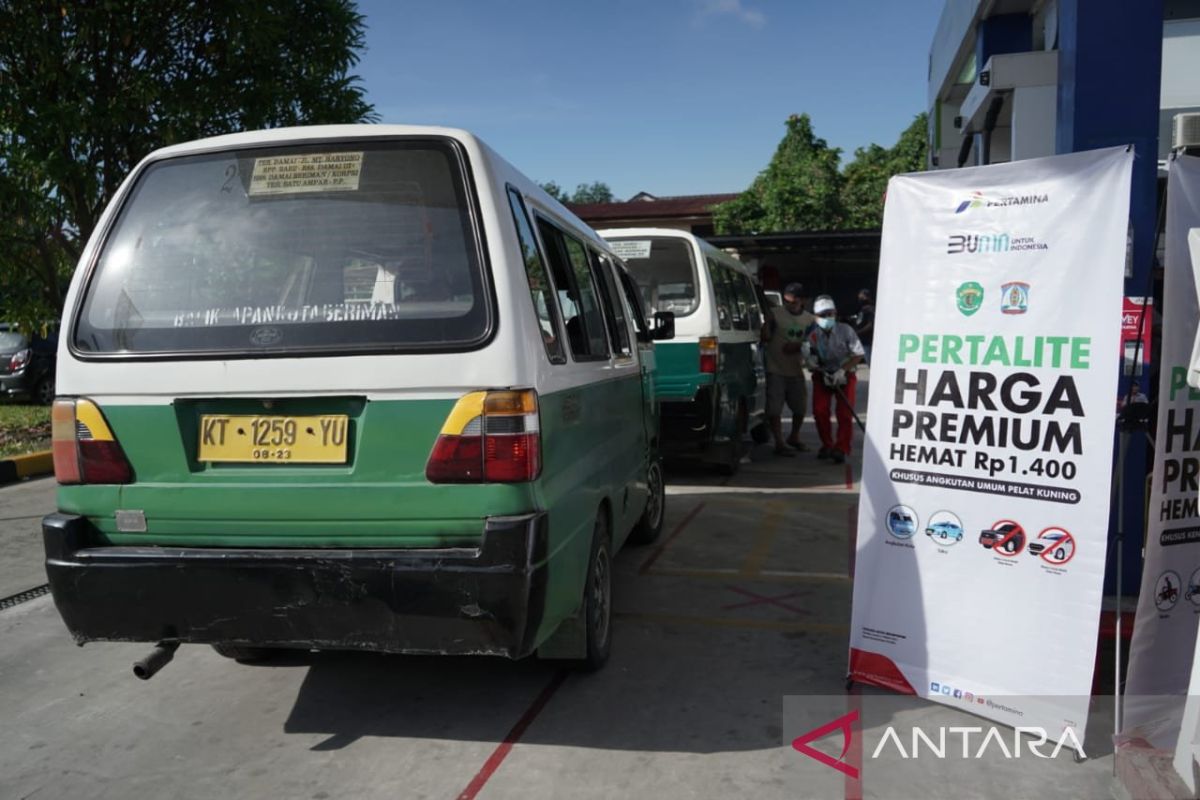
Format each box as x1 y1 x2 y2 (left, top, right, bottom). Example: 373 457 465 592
572 511 613 672
628 458 665 545
750 422 770 445
211 643 276 663
716 400 748 476
1055 547 1066 561
33 375 55 405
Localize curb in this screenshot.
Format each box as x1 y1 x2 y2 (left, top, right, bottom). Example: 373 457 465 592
0 450 53 486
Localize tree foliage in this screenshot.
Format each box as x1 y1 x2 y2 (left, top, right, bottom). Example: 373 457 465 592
538 180 615 204
840 113 928 228
0 0 376 332
714 112 928 235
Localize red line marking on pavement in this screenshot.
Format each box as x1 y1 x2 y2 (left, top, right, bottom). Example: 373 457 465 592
846 503 858 580
845 685 863 800
457 670 568 800
843 462 853 490
639 501 705 575
721 585 811 615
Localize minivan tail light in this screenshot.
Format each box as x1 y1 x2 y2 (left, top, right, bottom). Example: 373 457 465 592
52 399 134 485
699 336 718 374
426 390 541 483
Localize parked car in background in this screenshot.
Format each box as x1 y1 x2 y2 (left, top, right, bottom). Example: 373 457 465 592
0 324 56 404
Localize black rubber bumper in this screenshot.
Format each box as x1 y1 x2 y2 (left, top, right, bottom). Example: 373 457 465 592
42 512 549 658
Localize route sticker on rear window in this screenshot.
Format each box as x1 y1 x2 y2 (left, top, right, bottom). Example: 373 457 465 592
249 152 364 196
609 240 652 260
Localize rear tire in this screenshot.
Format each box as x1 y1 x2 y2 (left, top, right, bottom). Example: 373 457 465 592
716 400 748 476
750 422 769 445
572 512 612 672
33 375 54 405
211 643 275 663
628 458 665 545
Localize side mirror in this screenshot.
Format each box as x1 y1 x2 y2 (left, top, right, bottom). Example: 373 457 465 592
651 311 675 341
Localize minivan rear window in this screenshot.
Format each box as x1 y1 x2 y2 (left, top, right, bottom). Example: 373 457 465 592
74 140 490 356
606 236 699 317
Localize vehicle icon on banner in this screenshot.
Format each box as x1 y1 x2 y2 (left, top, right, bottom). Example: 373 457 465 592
886 505 919 539
1187 568 1200 606
1029 527 1075 565
925 511 964 546
979 520 1026 556
1155 570 1182 612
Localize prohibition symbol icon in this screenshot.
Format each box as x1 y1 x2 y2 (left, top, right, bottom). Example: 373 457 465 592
1033 526 1076 566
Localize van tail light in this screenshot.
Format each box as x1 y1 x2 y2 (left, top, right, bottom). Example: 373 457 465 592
9 348 30 372
699 336 718 374
426 390 541 484
52 399 134 485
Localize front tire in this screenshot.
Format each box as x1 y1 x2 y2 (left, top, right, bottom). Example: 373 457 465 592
573 512 613 672
629 458 666 545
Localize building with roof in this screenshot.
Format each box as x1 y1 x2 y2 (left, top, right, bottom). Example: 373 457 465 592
569 192 737 238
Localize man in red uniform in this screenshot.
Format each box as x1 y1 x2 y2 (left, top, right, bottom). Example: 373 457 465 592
807 295 865 464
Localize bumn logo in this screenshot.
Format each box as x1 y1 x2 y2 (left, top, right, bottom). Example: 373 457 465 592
947 233 1010 255
791 709 860 778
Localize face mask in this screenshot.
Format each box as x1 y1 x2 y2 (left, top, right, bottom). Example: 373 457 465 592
817 316 836 331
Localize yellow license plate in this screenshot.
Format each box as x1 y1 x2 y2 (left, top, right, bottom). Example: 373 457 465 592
197 415 349 463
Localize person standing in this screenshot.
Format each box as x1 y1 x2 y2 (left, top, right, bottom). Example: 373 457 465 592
853 288 875 364
807 295 864 465
762 282 815 457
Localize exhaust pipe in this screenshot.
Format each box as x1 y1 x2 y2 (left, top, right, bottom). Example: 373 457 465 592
132 641 179 680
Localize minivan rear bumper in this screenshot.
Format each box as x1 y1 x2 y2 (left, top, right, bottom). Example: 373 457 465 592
42 512 549 658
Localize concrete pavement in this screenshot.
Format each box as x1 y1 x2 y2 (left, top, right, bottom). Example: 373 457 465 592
0 475 54 598
0 382 1125 799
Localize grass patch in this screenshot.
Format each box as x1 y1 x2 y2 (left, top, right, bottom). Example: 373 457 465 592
0 404 51 458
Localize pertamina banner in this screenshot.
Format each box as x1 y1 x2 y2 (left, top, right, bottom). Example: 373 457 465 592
849 147 1133 738
1124 154 1200 750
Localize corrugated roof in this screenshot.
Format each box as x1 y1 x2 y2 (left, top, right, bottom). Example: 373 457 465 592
568 193 739 221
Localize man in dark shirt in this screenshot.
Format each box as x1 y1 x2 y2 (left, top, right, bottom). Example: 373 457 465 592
853 288 875 364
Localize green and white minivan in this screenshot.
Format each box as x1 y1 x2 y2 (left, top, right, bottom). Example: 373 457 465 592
600 229 765 473
42 125 672 673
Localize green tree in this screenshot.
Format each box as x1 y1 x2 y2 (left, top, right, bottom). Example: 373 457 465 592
569 181 613 204
0 0 376 332
538 180 615 204
714 114 844 235
840 113 928 228
539 181 567 202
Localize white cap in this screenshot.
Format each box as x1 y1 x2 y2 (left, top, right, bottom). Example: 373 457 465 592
813 295 836 315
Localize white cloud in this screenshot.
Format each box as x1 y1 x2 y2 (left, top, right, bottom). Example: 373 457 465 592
695 0 766 28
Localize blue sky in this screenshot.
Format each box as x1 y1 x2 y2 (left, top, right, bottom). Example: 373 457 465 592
354 0 946 199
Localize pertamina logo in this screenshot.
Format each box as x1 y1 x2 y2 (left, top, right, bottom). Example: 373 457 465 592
947 233 1049 255
955 190 1049 214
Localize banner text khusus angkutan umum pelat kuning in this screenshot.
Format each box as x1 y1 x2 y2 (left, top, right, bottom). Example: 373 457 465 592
849 147 1133 739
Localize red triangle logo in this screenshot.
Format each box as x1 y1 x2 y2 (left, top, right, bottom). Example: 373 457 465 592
791 709 860 778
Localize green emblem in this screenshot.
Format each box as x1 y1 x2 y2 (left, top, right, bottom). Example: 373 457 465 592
956 281 984 316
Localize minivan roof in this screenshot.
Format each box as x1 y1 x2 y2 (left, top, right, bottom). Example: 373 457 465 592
598 227 752 276
137 124 608 252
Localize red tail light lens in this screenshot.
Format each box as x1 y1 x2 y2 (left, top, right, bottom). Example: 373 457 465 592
52 399 134 485
699 336 718 374
9 348 30 372
426 390 541 483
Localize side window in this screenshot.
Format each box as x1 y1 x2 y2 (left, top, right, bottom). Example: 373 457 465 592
707 257 733 331
592 250 632 357
741 274 764 330
536 217 609 360
507 188 565 363
616 265 651 342
726 267 752 331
